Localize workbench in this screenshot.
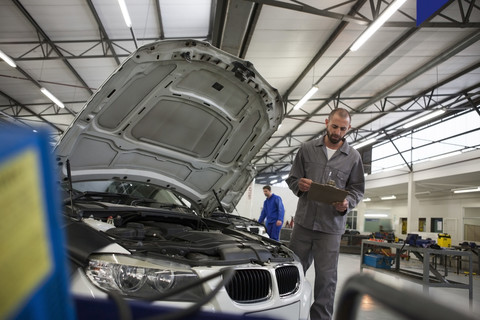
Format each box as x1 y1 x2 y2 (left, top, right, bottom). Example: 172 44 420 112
452 245 480 275
360 240 474 302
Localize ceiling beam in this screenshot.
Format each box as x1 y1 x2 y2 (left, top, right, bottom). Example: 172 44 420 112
357 30 480 113
283 0 368 99
245 0 369 24
12 0 93 95
85 0 121 65
0 90 64 134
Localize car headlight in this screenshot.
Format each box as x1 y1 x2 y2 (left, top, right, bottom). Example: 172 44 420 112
85 254 204 301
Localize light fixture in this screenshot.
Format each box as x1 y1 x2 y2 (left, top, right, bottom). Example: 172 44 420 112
403 109 446 129
350 0 407 51
363 197 371 202
364 213 388 217
380 195 396 200
40 88 65 108
118 0 132 28
452 187 480 194
293 86 318 110
415 191 431 196
352 138 377 149
0 49 16 68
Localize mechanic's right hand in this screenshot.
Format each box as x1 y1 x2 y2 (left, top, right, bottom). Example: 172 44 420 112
298 178 312 192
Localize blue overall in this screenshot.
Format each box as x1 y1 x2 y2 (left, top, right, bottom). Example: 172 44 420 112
258 193 285 240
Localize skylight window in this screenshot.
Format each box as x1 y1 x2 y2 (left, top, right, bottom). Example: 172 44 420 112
159 0 212 38
370 110 480 173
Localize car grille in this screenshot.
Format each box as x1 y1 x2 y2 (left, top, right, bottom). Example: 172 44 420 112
225 266 300 303
275 265 300 296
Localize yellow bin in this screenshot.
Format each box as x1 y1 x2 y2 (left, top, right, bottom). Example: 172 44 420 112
437 233 451 248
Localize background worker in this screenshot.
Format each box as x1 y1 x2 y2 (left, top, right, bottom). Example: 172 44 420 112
286 108 365 320
258 185 285 240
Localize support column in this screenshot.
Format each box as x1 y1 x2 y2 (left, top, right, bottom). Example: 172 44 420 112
407 172 420 233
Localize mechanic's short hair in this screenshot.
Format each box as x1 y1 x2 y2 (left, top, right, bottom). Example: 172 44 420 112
329 108 351 123
263 185 271 191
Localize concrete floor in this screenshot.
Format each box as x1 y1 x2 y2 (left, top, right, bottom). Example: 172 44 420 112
304 253 480 320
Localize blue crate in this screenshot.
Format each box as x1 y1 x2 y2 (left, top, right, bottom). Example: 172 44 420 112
363 254 393 269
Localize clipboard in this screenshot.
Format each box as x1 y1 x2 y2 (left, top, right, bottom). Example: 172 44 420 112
307 181 348 204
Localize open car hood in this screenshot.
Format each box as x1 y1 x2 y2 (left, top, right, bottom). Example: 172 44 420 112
55 40 283 214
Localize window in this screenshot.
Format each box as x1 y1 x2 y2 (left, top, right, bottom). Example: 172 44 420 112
346 210 357 230
370 110 480 173
418 218 426 232
431 218 443 232
400 218 407 235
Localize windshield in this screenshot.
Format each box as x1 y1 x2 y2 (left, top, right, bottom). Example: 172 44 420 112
67 180 196 214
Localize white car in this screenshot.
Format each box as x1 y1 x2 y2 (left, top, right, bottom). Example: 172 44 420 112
55 39 311 319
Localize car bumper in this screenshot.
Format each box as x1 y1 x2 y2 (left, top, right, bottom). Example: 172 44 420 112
70 263 311 320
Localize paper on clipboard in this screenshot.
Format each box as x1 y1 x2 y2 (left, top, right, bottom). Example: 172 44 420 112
307 182 348 204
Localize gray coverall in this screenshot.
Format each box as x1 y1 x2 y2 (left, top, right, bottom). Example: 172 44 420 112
286 136 365 320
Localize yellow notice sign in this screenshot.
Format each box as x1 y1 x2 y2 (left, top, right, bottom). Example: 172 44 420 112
0 149 53 318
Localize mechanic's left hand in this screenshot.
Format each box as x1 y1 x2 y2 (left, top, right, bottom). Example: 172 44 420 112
333 199 348 212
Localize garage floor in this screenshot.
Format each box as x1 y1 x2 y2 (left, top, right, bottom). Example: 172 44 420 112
304 253 480 320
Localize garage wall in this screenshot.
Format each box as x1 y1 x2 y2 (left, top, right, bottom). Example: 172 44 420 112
358 196 480 245
236 182 297 223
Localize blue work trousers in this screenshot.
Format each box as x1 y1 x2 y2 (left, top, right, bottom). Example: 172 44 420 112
266 222 281 241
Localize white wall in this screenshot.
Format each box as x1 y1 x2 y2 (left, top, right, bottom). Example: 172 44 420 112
354 195 480 245
236 182 298 224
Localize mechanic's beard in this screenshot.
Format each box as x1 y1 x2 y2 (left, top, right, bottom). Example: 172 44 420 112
327 132 341 145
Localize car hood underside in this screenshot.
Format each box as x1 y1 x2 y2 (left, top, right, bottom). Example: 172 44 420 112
55 40 283 215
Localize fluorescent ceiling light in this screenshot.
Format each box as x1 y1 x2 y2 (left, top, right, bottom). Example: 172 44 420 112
452 187 480 194
0 50 16 68
352 138 377 149
118 0 132 28
415 191 431 195
350 0 407 51
380 195 396 200
363 197 371 202
293 86 318 110
403 109 446 129
40 88 65 108
364 213 388 217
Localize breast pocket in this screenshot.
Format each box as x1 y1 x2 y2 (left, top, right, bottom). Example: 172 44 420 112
334 170 348 189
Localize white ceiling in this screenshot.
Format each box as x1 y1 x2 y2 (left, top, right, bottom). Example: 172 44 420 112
1 0 479 200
